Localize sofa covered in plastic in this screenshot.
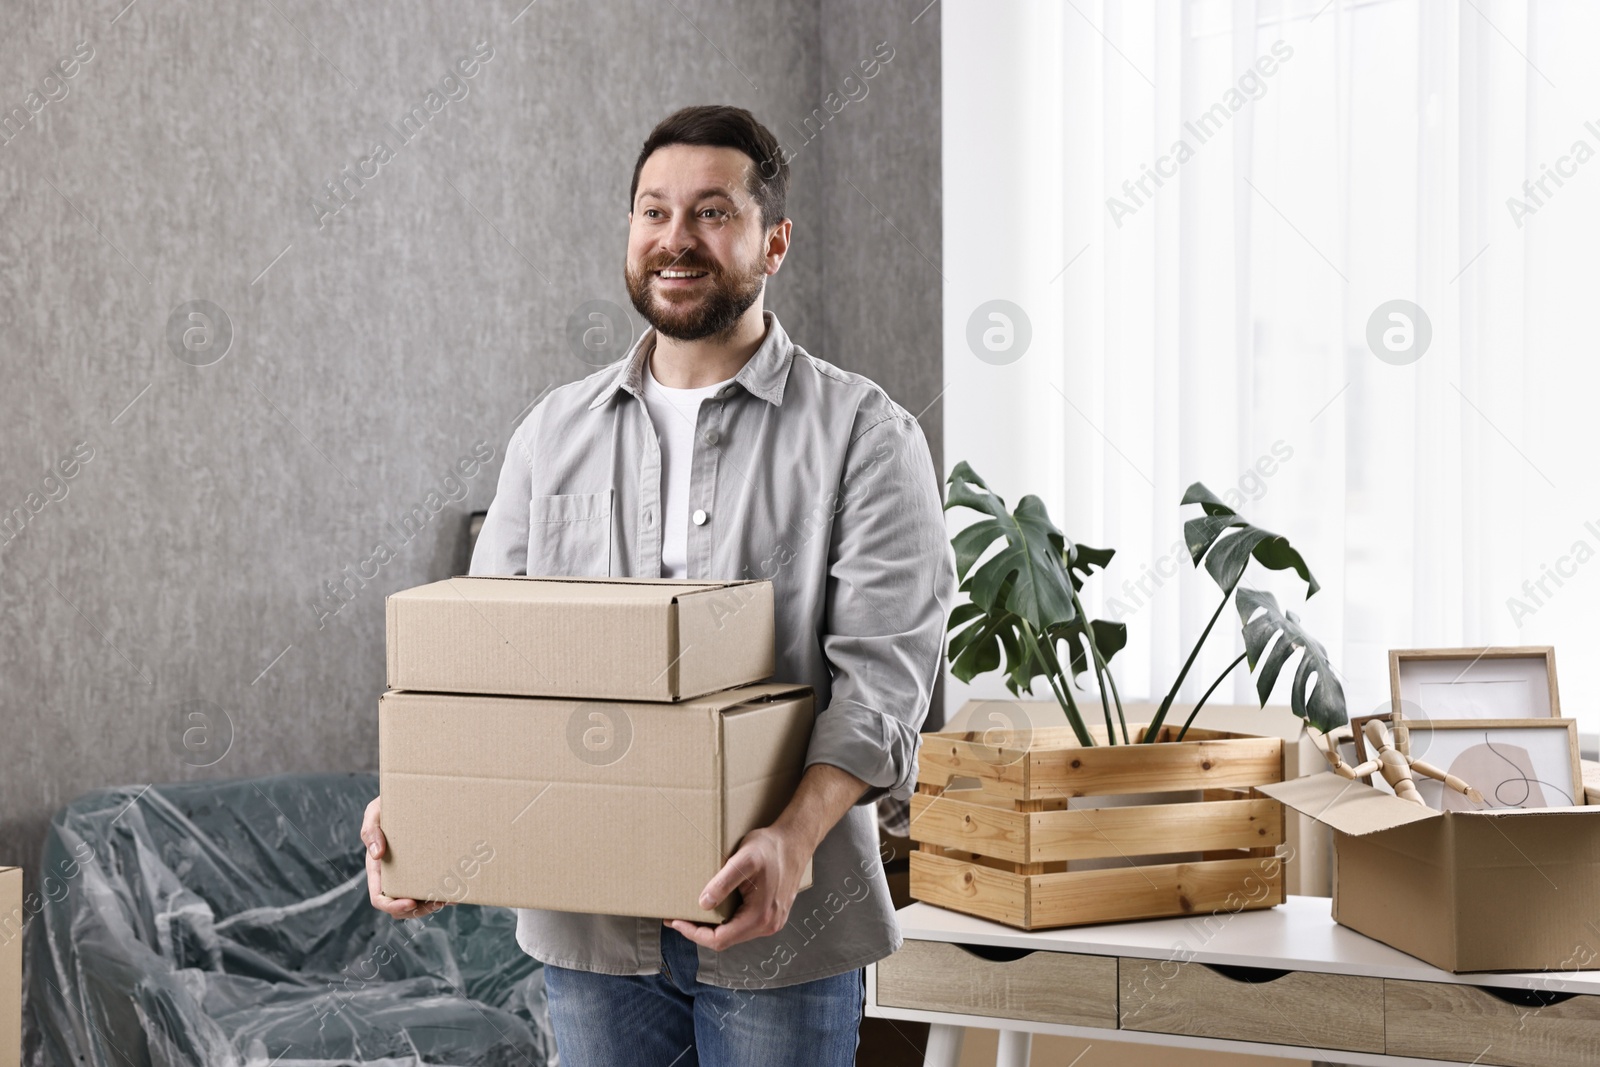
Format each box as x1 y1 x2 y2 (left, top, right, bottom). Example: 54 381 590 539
24 772 555 1067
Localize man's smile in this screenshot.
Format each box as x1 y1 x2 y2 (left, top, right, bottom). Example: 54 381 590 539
654 268 711 288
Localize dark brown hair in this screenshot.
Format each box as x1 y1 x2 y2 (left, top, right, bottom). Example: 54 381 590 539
629 105 789 231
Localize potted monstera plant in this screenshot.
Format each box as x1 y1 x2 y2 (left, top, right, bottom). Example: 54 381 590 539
908 462 1349 930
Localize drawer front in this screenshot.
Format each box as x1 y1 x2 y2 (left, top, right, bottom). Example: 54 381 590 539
877 938 1117 1028
1120 959 1384 1053
1385 979 1600 1067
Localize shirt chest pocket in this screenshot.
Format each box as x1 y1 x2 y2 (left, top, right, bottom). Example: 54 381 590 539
527 491 613 577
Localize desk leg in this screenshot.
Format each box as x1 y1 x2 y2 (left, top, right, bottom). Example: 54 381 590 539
995 1029 1032 1067
923 1022 966 1067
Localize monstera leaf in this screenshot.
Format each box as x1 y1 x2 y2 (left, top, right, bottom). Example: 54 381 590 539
947 599 1036 695
945 468 1102 744
1055 542 1124 684
1066 542 1116 592
1053 617 1128 686
1235 587 1347 733
1182 484 1319 597
946 462 1077 631
946 602 1000 680
1053 545 1121 674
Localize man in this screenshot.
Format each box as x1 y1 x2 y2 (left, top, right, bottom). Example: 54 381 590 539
361 104 955 1066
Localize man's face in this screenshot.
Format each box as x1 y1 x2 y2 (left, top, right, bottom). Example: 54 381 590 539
625 144 776 342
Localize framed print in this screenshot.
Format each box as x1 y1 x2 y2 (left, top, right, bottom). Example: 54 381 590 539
1401 718 1581 811
1389 646 1560 721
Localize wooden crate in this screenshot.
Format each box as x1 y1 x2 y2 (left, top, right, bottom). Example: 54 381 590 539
909 724 1287 930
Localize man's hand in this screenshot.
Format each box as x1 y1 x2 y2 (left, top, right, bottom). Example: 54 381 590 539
360 797 448 920
665 763 869 951
664 823 812 951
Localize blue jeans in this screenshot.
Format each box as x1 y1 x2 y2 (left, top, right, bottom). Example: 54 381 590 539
543 925 864 1066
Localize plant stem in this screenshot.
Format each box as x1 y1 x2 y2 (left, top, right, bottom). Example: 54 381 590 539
1093 655 1119 746
1022 619 1095 747
1073 628 1119 745
1103 658 1130 744
1173 651 1248 742
1143 587 1234 742
1069 586 1127 745
1042 656 1095 747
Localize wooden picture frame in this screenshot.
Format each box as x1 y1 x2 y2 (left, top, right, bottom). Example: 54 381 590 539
1402 718 1582 810
1389 646 1560 722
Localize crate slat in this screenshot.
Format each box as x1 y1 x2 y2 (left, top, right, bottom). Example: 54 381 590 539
1028 736 1283 798
909 792 1283 864
911 847 1285 930
910 847 1032 926
918 727 1283 800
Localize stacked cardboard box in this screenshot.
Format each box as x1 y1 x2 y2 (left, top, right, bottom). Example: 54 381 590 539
1 867 18 1067
379 576 813 923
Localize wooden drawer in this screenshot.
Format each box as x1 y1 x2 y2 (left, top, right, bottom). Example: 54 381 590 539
1120 959 1384 1053
876 938 1117 1028
1385 979 1600 1066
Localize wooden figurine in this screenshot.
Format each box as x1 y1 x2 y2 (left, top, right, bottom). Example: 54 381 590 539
1322 718 1485 807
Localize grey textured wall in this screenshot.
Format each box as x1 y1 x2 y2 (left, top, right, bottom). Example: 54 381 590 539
0 0 940 887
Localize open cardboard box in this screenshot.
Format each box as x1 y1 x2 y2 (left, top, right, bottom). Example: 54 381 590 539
1261 772 1600 972
385 575 774 702
380 683 814 923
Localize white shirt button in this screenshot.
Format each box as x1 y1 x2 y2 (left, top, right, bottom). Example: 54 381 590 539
692 508 708 526
703 430 720 446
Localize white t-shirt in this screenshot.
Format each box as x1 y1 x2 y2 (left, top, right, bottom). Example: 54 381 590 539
640 355 737 578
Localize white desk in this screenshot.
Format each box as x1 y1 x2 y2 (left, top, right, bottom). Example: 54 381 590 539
866 897 1600 1067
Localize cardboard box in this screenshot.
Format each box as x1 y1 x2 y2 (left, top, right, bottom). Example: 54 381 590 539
385 576 774 702
380 683 814 922
1261 773 1600 972
0 867 19 1067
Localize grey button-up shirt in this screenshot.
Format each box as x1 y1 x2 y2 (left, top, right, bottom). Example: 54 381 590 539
467 309 956 990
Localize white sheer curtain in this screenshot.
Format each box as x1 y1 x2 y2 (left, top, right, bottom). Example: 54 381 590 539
943 0 1600 739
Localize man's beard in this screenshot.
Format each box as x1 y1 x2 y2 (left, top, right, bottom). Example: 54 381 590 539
625 249 765 342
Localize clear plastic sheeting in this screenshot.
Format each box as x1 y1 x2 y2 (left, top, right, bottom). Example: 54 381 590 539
24 772 556 1067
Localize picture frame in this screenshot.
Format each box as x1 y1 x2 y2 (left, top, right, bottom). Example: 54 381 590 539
1389 646 1560 722
1402 718 1582 811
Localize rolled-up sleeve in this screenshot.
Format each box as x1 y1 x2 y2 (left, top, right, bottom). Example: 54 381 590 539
806 412 957 805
